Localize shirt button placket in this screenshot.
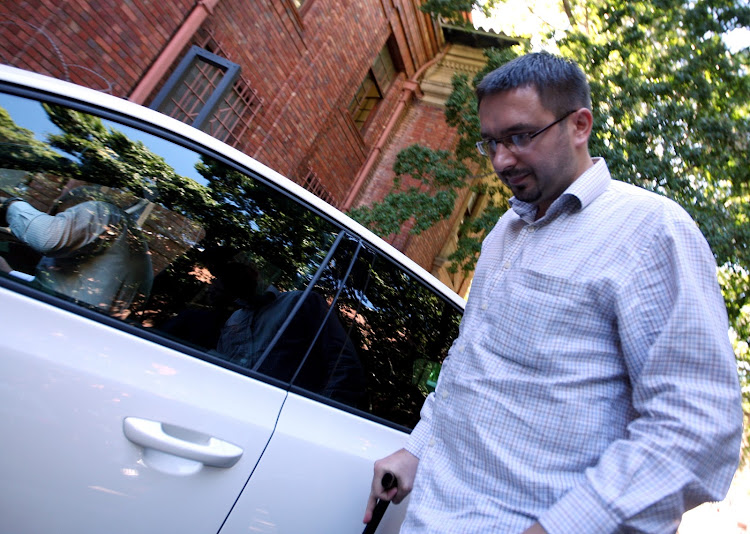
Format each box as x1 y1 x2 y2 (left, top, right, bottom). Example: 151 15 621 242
482 224 533 310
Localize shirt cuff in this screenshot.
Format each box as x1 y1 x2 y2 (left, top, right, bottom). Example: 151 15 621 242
538 480 620 534
1 197 25 226
6 199 41 234
405 418 431 460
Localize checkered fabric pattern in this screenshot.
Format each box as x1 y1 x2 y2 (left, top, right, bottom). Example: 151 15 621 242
402 159 743 534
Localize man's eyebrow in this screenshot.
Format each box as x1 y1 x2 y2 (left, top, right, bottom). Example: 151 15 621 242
502 121 537 133
481 123 534 139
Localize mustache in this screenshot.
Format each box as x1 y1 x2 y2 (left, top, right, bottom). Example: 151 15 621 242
497 169 531 181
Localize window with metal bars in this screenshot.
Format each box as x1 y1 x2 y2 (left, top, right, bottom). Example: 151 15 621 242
151 46 261 148
301 168 336 206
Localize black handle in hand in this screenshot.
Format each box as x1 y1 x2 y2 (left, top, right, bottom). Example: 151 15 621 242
362 472 398 534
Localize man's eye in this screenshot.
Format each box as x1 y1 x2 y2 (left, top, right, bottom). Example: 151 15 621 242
511 133 532 147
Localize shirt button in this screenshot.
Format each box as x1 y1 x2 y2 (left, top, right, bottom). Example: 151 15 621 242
503 261 511 270
527 226 535 233
441 389 449 399
481 302 488 310
429 438 436 447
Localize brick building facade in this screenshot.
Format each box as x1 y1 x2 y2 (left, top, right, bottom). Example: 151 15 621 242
0 0 512 296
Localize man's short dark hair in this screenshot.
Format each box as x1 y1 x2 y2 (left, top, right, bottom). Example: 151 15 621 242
476 52 591 115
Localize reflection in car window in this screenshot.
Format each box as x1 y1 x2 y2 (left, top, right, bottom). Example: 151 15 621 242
0 92 339 374
2 182 154 314
0 90 462 428
295 241 462 429
280 233 368 408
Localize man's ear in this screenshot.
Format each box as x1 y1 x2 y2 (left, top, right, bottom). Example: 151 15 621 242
571 108 594 147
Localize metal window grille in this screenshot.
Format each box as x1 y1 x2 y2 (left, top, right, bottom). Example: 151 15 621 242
203 78 261 147
152 43 262 149
158 57 225 124
301 168 336 206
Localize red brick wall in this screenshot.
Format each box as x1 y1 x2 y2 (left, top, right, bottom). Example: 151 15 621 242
353 99 474 272
0 0 192 95
1 1 439 194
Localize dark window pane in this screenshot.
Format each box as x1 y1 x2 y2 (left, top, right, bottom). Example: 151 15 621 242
372 44 396 92
293 241 462 428
0 92 341 387
348 73 381 130
278 234 366 407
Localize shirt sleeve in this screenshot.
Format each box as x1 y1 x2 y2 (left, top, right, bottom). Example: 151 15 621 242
405 390 435 459
539 214 744 534
7 200 122 257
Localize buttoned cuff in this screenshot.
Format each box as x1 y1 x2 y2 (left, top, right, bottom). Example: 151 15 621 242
538 481 620 534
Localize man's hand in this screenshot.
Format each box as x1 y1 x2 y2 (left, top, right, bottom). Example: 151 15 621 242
362 448 419 524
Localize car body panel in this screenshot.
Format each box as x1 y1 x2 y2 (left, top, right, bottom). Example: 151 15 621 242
220 392 411 533
0 287 286 534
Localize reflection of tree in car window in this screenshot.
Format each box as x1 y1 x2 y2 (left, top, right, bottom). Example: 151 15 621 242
1 95 367 404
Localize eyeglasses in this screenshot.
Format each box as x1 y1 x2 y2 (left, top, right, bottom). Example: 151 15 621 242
476 110 577 158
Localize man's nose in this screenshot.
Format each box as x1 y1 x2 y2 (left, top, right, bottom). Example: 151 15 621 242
491 144 518 170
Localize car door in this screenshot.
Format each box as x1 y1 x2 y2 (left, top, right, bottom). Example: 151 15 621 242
220 238 464 533
0 286 287 534
0 72 342 534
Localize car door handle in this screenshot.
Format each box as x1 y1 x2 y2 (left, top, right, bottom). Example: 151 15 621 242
123 417 243 468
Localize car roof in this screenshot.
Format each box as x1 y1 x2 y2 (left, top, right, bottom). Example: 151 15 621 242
0 65 466 310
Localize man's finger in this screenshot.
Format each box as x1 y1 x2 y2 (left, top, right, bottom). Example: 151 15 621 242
363 493 378 524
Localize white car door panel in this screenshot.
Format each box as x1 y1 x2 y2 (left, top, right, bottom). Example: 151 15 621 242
0 288 287 534
219 392 410 534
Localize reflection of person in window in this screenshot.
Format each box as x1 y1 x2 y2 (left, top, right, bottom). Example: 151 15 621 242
160 261 260 349
217 288 366 407
0 184 153 314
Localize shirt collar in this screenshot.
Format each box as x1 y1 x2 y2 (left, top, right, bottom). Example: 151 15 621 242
509 158 611 222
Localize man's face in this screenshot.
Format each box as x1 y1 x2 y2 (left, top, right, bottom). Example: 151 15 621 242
478 86 579 217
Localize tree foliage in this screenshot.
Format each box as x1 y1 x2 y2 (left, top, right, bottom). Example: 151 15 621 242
349 144 470 237
420 0 501 24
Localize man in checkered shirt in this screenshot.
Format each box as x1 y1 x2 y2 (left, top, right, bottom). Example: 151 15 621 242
364 52 743 534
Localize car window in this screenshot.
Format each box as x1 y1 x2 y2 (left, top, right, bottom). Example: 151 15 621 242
0 89 462 428
293 240 462 429
0 91 340 375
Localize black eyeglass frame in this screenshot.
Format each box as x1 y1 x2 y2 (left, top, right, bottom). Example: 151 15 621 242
476 109 578 158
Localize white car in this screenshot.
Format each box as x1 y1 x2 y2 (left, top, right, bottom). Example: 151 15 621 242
0 65 464 534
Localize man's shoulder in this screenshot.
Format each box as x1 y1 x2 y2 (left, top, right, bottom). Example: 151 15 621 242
604 180 693 223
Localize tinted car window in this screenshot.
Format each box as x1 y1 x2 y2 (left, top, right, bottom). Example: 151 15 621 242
0 92 340 380
0 89 462 427
294 240 462 429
